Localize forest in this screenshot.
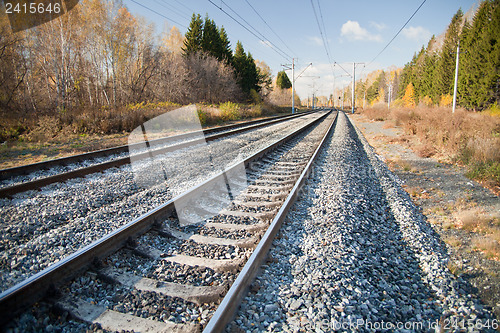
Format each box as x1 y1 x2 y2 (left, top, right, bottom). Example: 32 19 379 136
355 0 500 111
0 0 281 142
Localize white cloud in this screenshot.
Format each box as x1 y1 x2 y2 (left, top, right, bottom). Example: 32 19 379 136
402 26 432 41
370 21 387 31
308 36 324 46
341 20 382 42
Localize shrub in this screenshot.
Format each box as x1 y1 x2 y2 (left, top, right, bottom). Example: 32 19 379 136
219 101 241 121
363 105 500 187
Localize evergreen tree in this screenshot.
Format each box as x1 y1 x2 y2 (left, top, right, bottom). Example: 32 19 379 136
276 70 292 89
201 16 221 59
399 53 418 99
232 41 260 96
412 46 427 103
487 0 500 106
246 52 260 93
459 1 498 110
435 9 463 98
182 14 203 57
421 36 438 103
367 71 385 104
218 27 233 64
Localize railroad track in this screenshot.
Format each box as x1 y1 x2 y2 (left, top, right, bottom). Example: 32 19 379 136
1 110 337 332
0 109 314 198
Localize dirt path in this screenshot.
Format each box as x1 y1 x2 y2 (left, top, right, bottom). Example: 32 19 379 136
349 113 500 321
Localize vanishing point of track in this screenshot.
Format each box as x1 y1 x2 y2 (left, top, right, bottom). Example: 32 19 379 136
1 110 338 332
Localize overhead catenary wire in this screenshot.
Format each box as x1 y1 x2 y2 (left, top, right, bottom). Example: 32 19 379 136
156 0 191 21
208 0 292 61
171 0 195 15
128 0 187 29
310 0 351 78
219 0 291 60
316 0 331 60
242 0 296 56
368 0 427 66
310 0 334 74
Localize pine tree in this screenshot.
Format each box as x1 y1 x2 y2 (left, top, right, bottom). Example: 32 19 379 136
459 1 499 110
201 16 221 59
246 52 260 93
399 53 418 99
487 0 500 106
435 9 463 98
219 27 233 64
182 14 203 57
421 36 438 103
276 70 292 89
412 46 427 103
367 71 385 104
232 41 260 96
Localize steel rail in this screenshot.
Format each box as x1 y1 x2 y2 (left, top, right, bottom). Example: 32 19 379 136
0 111 331 326
0 110 314 181
0 111 315 198
203 111 338 332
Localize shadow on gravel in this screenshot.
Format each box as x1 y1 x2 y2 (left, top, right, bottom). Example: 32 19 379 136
229 113 495 333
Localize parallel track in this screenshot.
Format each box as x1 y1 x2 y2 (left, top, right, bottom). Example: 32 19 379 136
0 110 314 198
1 110 338 332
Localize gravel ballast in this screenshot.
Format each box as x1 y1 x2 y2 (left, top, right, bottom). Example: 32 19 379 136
0 112 324 292
229 112 496 332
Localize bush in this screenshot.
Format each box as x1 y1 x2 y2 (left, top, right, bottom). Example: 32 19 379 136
363 106 500 187
219 101 241 121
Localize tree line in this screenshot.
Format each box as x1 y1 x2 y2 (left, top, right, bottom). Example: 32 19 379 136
182 13 271 99
0 0 273 140
398 0 499 110
351 0 499 111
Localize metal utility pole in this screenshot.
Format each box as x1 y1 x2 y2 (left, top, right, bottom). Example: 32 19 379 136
292 58 295 113
282 59 312 114
333 74 350 110
452 41 460 114
352 62 364 114
304 76 320 110
388 84 392 109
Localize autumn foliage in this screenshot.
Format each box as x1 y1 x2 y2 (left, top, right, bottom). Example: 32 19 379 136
0 0 274 141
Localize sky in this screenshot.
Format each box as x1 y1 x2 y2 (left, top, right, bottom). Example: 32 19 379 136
122 0 479 100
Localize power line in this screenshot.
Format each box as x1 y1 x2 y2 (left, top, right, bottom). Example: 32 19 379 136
242 0 295 56
156 0 190 21
208 0 291 61
316 0 331 57
128 0 187 29
171 0 195 16
310 0 344 77
368 0 427 66
220 0 291 59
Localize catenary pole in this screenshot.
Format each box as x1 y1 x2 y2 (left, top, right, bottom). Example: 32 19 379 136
452 41 460 114
291 58 295 114
352 63 355 114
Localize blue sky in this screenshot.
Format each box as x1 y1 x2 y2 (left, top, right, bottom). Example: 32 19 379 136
122 0 478 99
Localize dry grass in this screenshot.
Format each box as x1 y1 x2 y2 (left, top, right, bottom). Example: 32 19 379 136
364 106 390 121
389 157 418 173
444 235 463 248
361 106 500 188
403 185 431 200
1 102 288 144
451 207 500 258
472 236 500 259
447 260 464 276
